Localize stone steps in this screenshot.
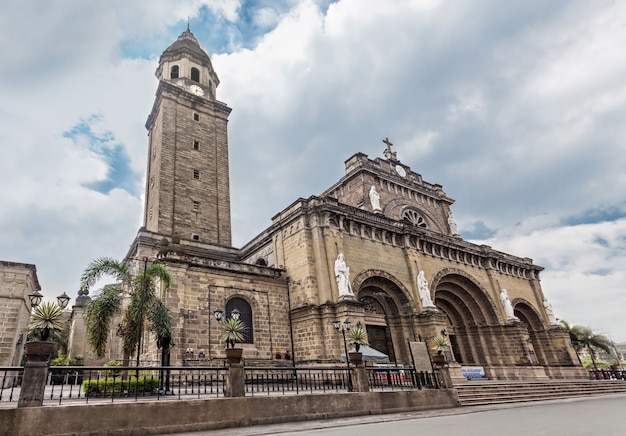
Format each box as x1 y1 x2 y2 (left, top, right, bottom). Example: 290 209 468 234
455 380 626 406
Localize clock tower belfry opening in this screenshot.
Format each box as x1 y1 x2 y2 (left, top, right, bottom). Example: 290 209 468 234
143 29 232 247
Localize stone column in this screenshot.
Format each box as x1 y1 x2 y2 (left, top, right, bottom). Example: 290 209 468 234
435 366 454 388
18 361 48 407
225 362 245 397
350 366 369 392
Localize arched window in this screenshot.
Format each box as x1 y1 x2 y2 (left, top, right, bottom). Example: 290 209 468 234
191 67 200 82
170 65 179 79
402 209 427 228
226 297 253 343
255 258 267 267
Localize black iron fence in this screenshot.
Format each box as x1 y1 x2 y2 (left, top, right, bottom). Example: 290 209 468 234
0 366 23 403
244 367 350 395
1 364 440 407
367 367 440 390
589 369 626 380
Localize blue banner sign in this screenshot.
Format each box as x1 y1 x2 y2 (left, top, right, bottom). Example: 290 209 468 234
461 366 486 379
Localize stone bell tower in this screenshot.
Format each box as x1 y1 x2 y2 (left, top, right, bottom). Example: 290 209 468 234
143 28 232 246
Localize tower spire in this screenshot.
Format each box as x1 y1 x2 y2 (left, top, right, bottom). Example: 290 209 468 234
187 17 190 32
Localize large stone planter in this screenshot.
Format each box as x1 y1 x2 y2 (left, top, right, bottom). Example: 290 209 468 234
25 341 55 363
431 354 446 365
348 352 363 365
225 348 243 364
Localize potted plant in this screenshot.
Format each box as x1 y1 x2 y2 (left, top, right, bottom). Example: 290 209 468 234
431 335 450 365
221 317 247 363
27 301 66 362
348 325 368 364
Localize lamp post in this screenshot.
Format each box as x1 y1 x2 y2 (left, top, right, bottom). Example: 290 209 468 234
136 258 148 369
333 318 352 390
20 290 72 409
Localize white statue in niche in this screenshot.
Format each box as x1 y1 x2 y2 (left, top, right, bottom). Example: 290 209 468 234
500 289 518 321
543 298 558 325
334 254 354 297
417 271 435 308
369 186 381 212
447 211 459 236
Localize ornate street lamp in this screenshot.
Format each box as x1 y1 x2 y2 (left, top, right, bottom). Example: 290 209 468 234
230 308 241 321
213 307 223 321
57 292 71 309
333 318 352 390
28 290 43 308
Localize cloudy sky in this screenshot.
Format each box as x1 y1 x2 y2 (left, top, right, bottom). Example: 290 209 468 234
1 0 625 340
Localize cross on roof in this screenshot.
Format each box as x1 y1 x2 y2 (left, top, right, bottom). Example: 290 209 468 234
382 137 397 160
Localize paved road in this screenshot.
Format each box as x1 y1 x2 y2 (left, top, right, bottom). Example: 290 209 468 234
167 394 626 436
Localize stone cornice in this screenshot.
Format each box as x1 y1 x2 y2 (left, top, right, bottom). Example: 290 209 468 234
145 80 231 129
265 196 543 280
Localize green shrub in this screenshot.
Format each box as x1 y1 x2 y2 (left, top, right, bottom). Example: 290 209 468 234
105 359 123 376
82 376 160 395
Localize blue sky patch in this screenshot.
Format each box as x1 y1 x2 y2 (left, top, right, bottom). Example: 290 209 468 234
119 1 339 58
563 205 626 226
462 220 496 240
63 116 140 196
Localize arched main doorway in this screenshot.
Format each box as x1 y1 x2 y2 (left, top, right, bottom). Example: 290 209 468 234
432 271 500 366
355 273 413 364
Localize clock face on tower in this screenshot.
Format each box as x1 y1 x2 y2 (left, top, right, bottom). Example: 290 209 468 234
189 85 205 96
395 165 406 177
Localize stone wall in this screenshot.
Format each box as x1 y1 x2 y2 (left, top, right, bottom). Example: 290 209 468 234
0 389 460 436
0 261 39 367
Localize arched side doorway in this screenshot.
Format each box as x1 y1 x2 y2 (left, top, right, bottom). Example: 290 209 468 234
431 271 500 367
353 272 413 364
514 299 546 366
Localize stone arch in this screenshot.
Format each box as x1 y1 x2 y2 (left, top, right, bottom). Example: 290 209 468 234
382 199 446 233
225 296 254 343
512 298 544 331
512 298 547 366
352 269 414 307
430 268 502 367
352 270 414 363
431 268 501 326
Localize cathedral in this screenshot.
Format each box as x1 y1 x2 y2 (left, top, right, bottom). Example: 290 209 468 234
66 29 585 380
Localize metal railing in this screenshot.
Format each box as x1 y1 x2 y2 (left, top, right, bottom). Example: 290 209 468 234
588 369 626 380
244 367 350 395
0 367 23 404
1 364 440 407
367 367 440 390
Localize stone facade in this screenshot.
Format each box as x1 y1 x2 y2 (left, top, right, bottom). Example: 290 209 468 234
66 30 584 380
0 261 39 368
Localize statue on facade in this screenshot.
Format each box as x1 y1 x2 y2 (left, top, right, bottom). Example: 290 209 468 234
417 271 435 308
447 211 459 236
500 289 518 321
543 298 558 325
334 254 354 297
369 185 381 212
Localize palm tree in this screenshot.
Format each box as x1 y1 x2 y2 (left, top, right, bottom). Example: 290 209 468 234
80 257 174 361
559 319 582 351
561 320 613 370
